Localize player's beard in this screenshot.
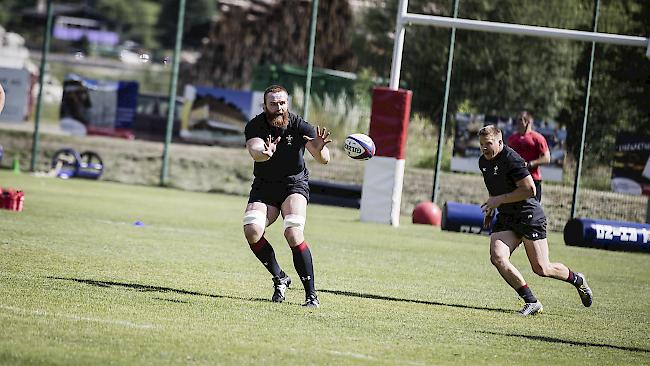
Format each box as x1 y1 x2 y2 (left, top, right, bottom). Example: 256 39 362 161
266 110 289 128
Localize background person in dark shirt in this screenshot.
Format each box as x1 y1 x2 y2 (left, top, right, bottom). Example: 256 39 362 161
242 85 331 308
507 111 550 202
478 125 592 316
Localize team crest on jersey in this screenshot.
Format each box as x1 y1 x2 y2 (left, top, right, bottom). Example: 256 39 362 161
286 135 293 145
493 166 499 175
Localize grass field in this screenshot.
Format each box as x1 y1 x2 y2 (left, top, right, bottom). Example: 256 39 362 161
1 170 649 365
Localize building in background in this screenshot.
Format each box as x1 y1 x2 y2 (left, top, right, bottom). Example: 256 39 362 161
0 26 37 122
22 1 118 52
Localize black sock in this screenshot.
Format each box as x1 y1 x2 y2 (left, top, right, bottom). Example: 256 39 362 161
291 241 315 296
567 270 583 287
249 237 283 278
516 284 538 303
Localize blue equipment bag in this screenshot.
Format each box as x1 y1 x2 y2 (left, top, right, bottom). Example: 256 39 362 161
442 201 495 235
564 218 650 252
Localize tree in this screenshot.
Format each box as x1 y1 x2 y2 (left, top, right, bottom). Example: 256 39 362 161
97 0 161 49
0 0 31 27
452 0 590 120
561 0 650 163
182 0 357 90
355 0 649 175
353 0 452 119
156 0 217 49
0 0 38 34
354 0 589 121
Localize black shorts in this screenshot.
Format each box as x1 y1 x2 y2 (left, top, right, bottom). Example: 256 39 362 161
248 178 310 208
492 210 547 240
533 180 542 202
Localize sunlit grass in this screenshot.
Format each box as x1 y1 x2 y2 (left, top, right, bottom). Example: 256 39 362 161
0 171 648 365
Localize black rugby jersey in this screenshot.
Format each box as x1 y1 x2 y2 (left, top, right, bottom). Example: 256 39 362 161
245 111 316 182
479 145 542 215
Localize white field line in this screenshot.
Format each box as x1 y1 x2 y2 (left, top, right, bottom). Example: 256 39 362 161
0 304 156 329
327 350 426 366
328 350 375 360
94 219 213 235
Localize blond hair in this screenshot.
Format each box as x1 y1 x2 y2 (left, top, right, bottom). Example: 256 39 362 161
478 125 502 139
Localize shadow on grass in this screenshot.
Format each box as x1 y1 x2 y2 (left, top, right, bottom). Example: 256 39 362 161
320 289 512 314
478 330 650 353
152 297 190 304
48 276 270 304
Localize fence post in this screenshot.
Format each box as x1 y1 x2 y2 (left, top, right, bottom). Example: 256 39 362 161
160 0 186 186
570 0 600 219
432 0 459 204
302 0 319 121
31 0 53 172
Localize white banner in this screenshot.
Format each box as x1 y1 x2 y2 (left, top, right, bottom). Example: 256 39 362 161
0 67 31 122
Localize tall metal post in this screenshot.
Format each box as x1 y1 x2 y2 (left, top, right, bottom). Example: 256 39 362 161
432 0 459 204
31 0 53 172
302 0 319 121
570 0 600 219
389 0 409 89
160 0 186 186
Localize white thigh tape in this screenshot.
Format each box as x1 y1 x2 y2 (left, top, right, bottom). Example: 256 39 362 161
284 214 306 231
243 210 267 228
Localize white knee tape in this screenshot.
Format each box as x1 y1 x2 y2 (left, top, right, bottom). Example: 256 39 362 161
284 214 306 231
243 210 267 228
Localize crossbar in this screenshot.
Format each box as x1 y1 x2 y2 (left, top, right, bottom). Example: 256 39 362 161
389 8 650 89
400 13 648 47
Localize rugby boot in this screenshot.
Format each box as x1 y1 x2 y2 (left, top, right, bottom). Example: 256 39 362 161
575 273 593 307
271 274 291 303
302 293 320 308
518 301 543 316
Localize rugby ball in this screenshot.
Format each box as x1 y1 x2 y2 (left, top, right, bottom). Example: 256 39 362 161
344 133 375 160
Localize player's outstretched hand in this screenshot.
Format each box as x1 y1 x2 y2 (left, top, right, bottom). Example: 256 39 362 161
263 135 281 158
482 207 494 229
303 126 332 151
480 202 496 229
481 195 502 211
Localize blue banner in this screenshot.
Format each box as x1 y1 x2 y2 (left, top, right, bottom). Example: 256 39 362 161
115 81 139 129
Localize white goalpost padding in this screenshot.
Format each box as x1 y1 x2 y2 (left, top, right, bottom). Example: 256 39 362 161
361 157 405 225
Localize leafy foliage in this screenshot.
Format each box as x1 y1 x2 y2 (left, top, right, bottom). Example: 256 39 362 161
183 0 356 89
292 86 371 142
156 0 217 49
96 0 161 49
354 0 649 164
0 0 37 28
561 0 650 163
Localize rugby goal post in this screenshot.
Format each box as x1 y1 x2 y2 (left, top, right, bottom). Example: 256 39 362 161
388 0 649 90
360 0 650 227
